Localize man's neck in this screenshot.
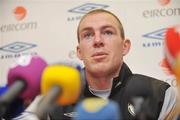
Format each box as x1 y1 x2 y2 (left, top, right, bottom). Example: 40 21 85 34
86 73 113 90
85 62 123 90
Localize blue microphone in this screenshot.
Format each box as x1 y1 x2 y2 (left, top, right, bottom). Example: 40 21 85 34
74 97 120 120
0 85 8 96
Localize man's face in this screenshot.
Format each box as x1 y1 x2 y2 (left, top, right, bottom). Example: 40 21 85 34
77 12 129 77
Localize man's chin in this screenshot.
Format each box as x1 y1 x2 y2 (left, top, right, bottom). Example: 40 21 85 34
91 65 111 75
92 63 108 70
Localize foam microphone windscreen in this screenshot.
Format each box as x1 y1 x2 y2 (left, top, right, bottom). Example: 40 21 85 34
35 65 81 119
164 25 180 80
41 65 81 105
7 55 48 100
74 98 120 120
0 55 47 117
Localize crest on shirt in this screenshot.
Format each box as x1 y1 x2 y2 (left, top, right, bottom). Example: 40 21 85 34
64 112 77 118
128 103 136 116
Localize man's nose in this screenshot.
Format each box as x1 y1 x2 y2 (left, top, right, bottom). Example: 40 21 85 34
93 33 104 47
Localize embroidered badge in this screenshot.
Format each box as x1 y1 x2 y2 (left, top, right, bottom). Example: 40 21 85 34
64 112 77 118
128 103 136 116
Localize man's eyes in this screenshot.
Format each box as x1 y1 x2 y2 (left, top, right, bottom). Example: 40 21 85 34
83 30 113 37
84 32 93 37
80 29 114 40
81 32 94 40
103 30 113 35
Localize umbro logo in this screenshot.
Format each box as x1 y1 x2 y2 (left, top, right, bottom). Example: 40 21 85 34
0 42 37 53
68 3 109 14
143 28 167 40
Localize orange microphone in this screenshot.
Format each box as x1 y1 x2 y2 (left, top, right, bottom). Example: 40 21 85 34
164 25 180 82
164 25 180 120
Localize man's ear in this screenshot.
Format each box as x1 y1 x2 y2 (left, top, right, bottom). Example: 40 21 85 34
122 39 131 56
76 45 83 60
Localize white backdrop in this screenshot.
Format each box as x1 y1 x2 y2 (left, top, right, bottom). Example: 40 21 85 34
0 0 179 86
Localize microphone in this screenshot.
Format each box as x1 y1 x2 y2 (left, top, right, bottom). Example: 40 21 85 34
0 85 24 119
0 85 8 96
74 97 120 120
164 25 180 80
164 25 180 120
0 55 47 117
36 64 81 119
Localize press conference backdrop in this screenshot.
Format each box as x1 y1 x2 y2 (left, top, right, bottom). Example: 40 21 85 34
0 0 179 86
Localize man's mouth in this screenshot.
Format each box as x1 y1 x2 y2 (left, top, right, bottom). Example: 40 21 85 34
92 52 108 59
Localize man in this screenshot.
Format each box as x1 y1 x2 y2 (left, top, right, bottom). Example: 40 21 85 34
14 9 177 120
48 9 177 120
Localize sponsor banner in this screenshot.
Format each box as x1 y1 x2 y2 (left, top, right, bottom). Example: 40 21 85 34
0 0 179 86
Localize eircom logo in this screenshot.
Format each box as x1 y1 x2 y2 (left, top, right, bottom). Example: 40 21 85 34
13 6 27 21
158 0 171 6
68 3 109 14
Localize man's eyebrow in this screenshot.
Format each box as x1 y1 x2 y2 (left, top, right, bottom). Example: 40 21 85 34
80 27 93 33
101 25 116 30
80 25 115 33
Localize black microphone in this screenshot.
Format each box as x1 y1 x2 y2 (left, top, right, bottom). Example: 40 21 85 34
0 85 24 119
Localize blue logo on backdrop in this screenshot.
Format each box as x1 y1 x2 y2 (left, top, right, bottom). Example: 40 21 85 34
0 42 36 53
142 28 167 48
142 28 167 40
68 3 109 14
67 3 109 22
0 42 37 60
